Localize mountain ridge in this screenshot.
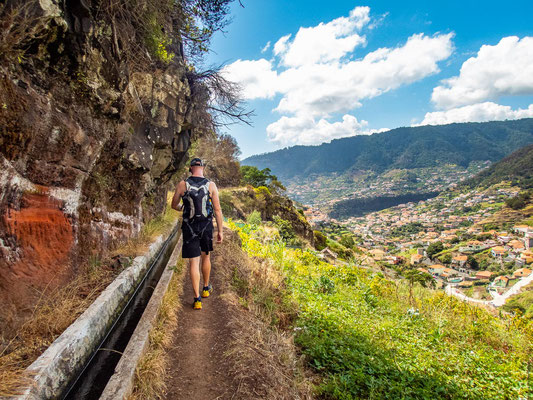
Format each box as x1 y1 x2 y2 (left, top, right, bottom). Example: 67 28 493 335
462 143 533 189
243 118 533 180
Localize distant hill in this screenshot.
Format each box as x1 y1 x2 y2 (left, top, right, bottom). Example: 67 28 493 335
462 143 533 189
243 119 533 180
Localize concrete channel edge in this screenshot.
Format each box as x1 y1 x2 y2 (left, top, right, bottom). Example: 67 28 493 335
5 227 176 400
99 235 183 400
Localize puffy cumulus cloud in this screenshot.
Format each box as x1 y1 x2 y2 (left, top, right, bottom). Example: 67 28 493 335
275 33 454 117
221 59 278 99
416 102 533 126
276 6 370 67
266 114 387 146
223 6 454 146
432 36 533 109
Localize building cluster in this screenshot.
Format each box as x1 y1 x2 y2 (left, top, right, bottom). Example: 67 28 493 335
347 186 533 296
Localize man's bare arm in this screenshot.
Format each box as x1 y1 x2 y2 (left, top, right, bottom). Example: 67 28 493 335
210 182 224 243
171 181 186 211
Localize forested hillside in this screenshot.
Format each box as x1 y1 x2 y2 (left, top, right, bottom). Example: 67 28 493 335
244 119 533 180
462 143 533 189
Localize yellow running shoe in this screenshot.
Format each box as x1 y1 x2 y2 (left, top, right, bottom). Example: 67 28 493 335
193 297 202 310
201 284 212 298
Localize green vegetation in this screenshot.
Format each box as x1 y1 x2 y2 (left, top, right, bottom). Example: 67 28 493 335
244 119 533 180
426 241 444 259
246 210 262 226
390 222 424 238
228 220 532 399
240 165 286 192
463 143 533 189
503 285 533 319
505 191 531 210
272 216 296 243
313 230 327 251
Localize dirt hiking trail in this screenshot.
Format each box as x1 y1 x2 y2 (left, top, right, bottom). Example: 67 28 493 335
163 254 237 399
162 229 313 400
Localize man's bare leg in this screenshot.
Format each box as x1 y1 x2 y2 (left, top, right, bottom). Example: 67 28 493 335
189 256 201 298
201 252 211 287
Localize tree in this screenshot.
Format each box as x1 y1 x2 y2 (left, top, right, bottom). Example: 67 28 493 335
426 241 444 259
505 192 530 210
403 268 435 305
439 253 452 264
467 255 479 270
340 234 355 249
190 132 241 187
240 166 285 192
273 216 295 242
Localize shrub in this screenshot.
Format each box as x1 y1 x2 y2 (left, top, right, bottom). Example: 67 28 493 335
314 231 327 251
246 210 261 226
426 241 444 258
505 191 530 210
273 216 295 242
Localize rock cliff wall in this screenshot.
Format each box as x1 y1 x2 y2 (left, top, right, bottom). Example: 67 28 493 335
0 1 202 313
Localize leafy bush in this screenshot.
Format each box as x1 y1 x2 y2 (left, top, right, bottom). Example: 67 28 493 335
467 255 479 270
246 210 262 226
505 192 530 210
273 216 295 242
218 190 234 216
339 234 355 249
314 231 327 251
426 241 444 258
503 290 533 318
315 275 335 294
439 253 452 264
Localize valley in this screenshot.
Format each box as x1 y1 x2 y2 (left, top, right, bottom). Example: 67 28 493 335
291 161 489 220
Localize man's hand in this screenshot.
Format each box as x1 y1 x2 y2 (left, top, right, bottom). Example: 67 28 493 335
217 230 223 243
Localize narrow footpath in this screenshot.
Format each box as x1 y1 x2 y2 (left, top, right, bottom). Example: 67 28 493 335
163 253 237 399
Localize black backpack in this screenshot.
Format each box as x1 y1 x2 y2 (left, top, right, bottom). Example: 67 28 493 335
182 177 213 222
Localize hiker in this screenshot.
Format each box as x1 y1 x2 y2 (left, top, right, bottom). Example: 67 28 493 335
171 158 224 310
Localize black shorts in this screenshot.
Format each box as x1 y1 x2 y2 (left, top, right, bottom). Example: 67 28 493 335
181 219 214 258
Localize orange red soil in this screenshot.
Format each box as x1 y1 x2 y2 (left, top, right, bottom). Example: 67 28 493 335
2 191 74 294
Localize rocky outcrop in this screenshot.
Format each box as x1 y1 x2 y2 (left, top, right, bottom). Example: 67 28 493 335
220 186 315 244
0 1 201 313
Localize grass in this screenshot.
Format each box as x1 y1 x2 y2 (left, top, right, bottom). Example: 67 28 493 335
113 192 180 258
229 220 533 400
128 258 185 400
0 267 114 396
217 227 315 398
0 192 180 397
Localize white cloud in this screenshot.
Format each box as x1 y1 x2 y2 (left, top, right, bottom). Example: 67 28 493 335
224 6 454 146
221 59 278 99
261 41 271 53
274 33 454 117
273 34 291 56
432 36 533 109
276 6 370 67
266 114 372 146
416 102 533 126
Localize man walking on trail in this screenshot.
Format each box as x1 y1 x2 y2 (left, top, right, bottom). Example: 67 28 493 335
171 158 224 310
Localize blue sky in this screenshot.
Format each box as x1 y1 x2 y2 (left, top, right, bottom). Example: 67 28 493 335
206 1 533 159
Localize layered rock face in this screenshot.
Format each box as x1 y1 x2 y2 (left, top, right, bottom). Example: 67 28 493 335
0 1 199 312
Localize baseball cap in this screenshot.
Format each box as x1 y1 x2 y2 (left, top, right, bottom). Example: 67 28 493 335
189 158 205 167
